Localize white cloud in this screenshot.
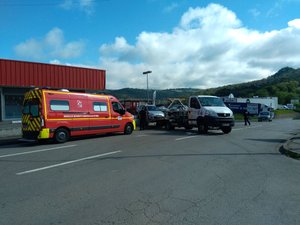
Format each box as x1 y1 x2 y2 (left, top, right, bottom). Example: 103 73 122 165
60 0 94 15
288 19 300 29
98 3 300 90
14 38 44 59
267 1 283 18
163 3 179 13
249 8 261 18
60 0 73 10
14 27 85 60
179 4 241 30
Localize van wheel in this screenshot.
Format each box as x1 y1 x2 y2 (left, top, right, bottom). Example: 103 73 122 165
124 123 133 135
198 124 208 134
54 128 69 143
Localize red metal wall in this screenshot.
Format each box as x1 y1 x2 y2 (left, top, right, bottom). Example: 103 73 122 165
0 59 106 90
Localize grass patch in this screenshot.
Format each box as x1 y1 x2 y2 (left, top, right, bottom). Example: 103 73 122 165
234 113 257 121
275 109 296 115
234 113 244 121
234 110 298 121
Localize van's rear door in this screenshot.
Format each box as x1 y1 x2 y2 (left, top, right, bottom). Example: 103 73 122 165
22 90 42 139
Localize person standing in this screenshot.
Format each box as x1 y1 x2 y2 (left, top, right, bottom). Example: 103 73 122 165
139 106 147 130
243 109 251 126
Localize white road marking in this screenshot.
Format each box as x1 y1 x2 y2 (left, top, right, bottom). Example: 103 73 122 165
16 150 121 175
232 125 262 131
175 136 198 141
0 145 77 159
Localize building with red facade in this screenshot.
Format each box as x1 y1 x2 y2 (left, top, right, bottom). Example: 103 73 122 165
0 59 106 121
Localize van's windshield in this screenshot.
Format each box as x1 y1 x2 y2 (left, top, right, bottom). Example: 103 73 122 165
23 100 39 117
198 97 225 107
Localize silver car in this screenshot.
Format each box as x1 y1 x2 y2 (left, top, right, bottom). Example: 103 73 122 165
258 111 274 122
145 105 166 122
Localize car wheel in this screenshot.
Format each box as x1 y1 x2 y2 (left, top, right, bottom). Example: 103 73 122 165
166 122 175 130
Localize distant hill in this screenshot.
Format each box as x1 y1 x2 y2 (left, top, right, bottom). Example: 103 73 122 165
105 67 300 104
104 88 201 103
204 67 300 104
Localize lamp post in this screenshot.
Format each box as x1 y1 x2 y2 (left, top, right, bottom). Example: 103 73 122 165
143 70 152 104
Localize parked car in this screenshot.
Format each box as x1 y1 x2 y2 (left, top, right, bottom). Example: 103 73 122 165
258 111 274 122
138 105 166 125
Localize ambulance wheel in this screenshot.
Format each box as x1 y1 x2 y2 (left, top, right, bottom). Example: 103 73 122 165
124 123 133 135
54 128 69 143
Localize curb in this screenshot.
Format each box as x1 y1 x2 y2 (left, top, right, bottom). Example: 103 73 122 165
0 136 22 146
281 137 300 160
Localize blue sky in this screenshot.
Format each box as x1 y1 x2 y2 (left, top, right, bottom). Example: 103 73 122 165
1 0 300 89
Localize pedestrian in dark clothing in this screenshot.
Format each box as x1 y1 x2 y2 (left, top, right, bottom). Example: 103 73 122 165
243 110 251 126
139 106 147 130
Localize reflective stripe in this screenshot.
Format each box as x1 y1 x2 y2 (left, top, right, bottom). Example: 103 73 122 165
133 120 136 130
38 128 50 139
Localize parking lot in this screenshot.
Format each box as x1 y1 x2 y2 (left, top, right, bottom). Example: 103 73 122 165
1 119 300 225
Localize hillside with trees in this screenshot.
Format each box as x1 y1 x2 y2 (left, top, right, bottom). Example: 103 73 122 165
204 67 300 104
106 67 300 104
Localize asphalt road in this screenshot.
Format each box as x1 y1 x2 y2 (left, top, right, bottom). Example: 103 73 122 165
1 119 300 225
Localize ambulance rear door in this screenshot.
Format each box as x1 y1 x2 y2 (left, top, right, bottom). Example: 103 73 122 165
22 90 43 139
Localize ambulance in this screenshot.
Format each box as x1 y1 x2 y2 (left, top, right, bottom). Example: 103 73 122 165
22 88 136 143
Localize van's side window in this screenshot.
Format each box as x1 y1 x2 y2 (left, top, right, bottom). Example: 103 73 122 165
50 100 70 111
93 102 108 112
112 102 123 112
190 97 200 109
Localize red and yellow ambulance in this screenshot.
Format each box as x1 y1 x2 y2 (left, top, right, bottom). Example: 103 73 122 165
22 88 136 143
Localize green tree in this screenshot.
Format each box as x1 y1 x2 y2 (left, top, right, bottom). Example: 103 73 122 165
255 88 269 97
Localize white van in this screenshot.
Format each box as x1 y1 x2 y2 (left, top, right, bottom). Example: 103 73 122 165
188 95 235 133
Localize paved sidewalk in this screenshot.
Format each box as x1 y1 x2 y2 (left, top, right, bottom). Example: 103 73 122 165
281 136 300 159
0 121 22 145
0 135 22 145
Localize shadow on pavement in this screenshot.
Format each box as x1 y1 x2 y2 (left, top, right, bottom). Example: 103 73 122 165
245 138 286 143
